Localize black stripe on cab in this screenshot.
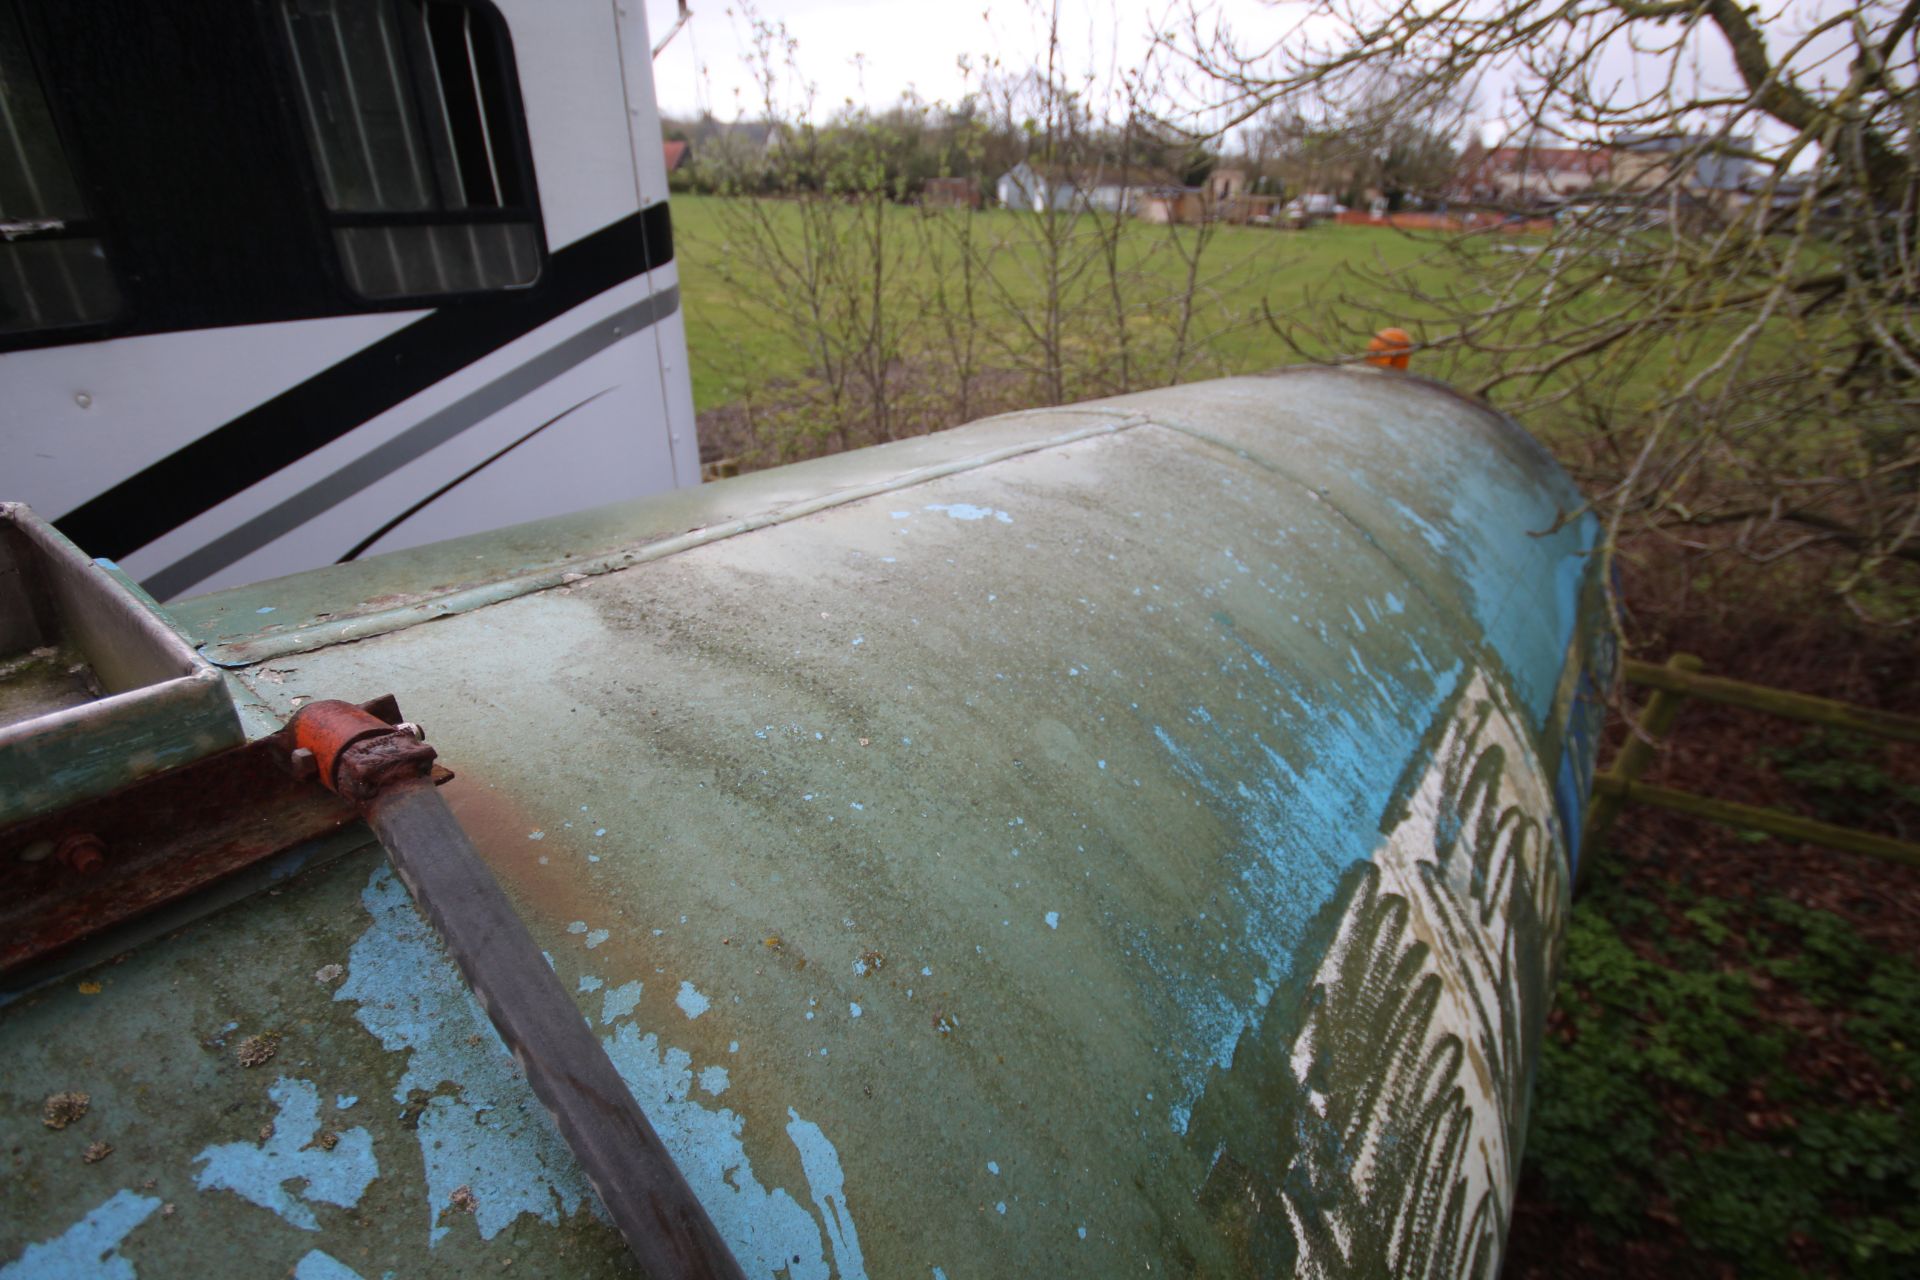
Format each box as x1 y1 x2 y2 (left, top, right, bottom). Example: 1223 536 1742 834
56 203 673 562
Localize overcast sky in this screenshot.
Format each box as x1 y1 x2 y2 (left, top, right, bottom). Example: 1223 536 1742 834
643 0 1271 120
642 0 1866 149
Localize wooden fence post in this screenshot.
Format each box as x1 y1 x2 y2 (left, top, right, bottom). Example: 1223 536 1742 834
1577 652 1704 886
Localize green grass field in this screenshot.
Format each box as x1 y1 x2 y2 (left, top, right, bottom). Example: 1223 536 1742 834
671 194 1464 414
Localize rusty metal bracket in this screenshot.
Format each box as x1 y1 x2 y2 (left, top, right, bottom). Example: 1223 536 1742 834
282 699 747 1278
0 695 441 976
289 698 438 804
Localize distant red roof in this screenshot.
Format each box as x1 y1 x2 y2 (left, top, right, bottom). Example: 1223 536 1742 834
662 139 690 172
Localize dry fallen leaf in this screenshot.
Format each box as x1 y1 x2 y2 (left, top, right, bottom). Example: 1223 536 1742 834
236 1034 279 1068
42 1092 89 1130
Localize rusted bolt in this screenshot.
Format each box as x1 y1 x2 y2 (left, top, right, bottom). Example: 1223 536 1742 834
56 833 106 875
288 747 318 780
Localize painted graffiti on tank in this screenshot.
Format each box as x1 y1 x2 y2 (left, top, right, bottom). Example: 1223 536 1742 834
1279 671 1568 1279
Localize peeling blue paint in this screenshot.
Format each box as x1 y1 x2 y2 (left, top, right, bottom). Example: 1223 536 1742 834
336 867 592 1246
599 1025 858 1277
699 1065 730 1095
676 981 710 1019
924 502 1012 524
601 980 643 1024
786 1108 868 1278
193 1077 377 1230
0 1190 160 1280
293 1250 366 1280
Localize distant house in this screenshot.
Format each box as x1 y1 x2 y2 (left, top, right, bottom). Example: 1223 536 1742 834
662 139 691 173
1138 187 1206 224
995 162 1141 213
1204 168 1283 224
1455 143 1610 204
1285 192 1346 219
1612 133 1758 210
996 162 1068 211
1207 168 1247 202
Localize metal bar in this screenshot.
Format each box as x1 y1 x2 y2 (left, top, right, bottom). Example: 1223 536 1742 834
460 7 505 207
1578 651 1702 883
1620 657 1920 743
1592 775 1920 869
362 776 747 1280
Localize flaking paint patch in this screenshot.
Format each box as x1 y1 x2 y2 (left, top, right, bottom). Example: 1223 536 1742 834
924 502 1012 524
600 980 644 1024
600 1024 865 1278
293 1251 366 1280
336 867 591 1246
677 981 710 1019
786 1109 868 1278
0 1190 160 1279
192 1077 377 1230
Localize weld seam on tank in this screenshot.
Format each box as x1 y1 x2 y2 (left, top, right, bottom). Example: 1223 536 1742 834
205 413 1156 668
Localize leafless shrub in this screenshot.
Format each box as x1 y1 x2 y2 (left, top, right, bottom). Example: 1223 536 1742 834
1168 1 1920 623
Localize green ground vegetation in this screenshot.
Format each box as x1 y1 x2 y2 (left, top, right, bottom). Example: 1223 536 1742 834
1530 734 1920 1278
